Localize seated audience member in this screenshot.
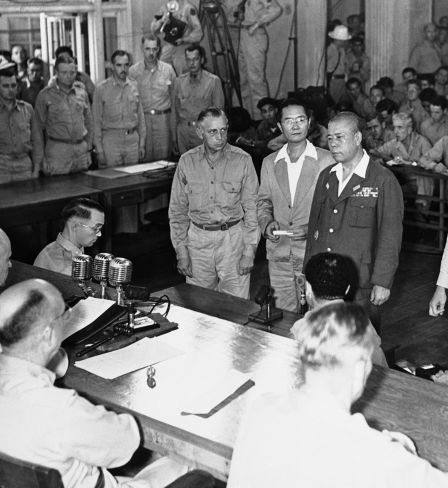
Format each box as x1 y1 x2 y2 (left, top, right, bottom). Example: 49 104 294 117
0 65 36 183
396 66 417 95
419 87 438 114
18 57 45 107
434 65 448 96
376 98 398 130
363 84 385 118
228 301 448 487
345 36 370 90
399 79 429 130
34 198 104 276
345 77 370 118
0 228 11 287
290 252 387 366
420 95 448 144
375 112 432 212
0 279 211 488
409 23 442 75
418 73 435 90
419 135 448 174
377 76 405 106
364 113 394 153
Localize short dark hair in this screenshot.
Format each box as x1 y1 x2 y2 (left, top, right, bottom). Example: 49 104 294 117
111 50 130 64
55 53 76 70
197 107 227 124
418 73 435 85
0 289 46 347
55 45 73 58
430 95 448 110
61 198 104 225
257 97 278 110
369 85 384 96
419 87 437 103
277 98 311 122
436 65 448 74
0 69 16 79
27 57 44 68
402 67 417 77
346 77 362 89
185 43 206 60
407 78 421 90
376 98 397 115
141 33 161 49
377 76 394 89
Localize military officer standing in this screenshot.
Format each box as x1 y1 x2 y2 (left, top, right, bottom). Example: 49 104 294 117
129 35 176 162
169 107 259 299
304 112 404 332
32 53 93 175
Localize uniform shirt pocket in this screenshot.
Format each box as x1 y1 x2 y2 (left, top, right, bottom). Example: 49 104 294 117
348 197 376 228
185 181 204 209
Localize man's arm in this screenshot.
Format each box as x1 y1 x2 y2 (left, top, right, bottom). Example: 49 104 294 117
181 4 203 43
31 91 47 172
83 92 94 150
91 84 104 156
419 137 447 171
250 0 282 29
429 237 448 316
211 76 225 109
257 157 279 241
137 99 146 160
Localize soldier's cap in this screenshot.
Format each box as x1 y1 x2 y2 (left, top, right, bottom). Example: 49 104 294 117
0 55 16 73
257 97 278 110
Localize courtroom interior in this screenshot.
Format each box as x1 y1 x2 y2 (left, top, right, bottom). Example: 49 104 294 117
3 0 448 487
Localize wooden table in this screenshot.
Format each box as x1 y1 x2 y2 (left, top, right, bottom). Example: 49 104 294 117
6 262 448 478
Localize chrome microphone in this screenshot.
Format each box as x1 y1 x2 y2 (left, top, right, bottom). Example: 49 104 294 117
93 253 115 299
72 254 94 297
108 257 133 305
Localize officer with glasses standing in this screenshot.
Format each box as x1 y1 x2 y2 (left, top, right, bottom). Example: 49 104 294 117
34 198 105 276
257 99 333 312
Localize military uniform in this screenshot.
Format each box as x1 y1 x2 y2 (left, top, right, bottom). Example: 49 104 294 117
92 77 145 168
151 1 203 75
257 142 333 311
409 40 441 75
0 97 35 183
129 60 176 161
169 143 259 299
304 153 403 307
420 116 448 145
172 70 224 153
32 80 93 175
34 233 84 276
239 0 282 118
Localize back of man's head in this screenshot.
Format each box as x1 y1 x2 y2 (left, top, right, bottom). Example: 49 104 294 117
0 228 11 287
61 198 104 226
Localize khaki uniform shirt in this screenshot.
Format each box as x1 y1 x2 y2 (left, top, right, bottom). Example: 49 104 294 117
409 40 441 74
92 77 145 154
242 0 282 27
420 117 448 145
169 143 259 260
376 132 431 163
399 99 429 131
128 60 176 112
32 81 93 165
0 98 33 157
173 70 224 123
34 233 84 276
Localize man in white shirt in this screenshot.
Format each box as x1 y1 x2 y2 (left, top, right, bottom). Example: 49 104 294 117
228 301 448 488
429 237 448 316
257 99 333 311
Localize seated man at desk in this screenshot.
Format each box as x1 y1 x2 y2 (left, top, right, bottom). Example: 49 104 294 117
0 279 206 488
228 301 448 487
34 198 104 276
290 252 387 366
0 228 11 286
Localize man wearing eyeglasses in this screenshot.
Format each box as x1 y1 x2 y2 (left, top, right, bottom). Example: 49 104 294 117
257 99 333 312
169 107 259 299
34 198 105 276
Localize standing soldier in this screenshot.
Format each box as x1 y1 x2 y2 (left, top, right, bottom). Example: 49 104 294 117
237 0 282 119
32 53 93 175
151 0 203 75
0 62 36 183
172 44 224 154
92 50 145 168
129 35 175 162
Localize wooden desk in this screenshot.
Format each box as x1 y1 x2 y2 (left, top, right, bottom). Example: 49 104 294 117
6 263 448 478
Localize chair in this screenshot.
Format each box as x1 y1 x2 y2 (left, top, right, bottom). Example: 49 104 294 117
0 451 63 488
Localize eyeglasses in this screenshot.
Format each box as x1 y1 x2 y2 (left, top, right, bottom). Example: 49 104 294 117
207 127 228 137
52 303 72 323
77 223 103 235
282 116 308 127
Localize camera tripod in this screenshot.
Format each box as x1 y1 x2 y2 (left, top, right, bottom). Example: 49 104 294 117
199 0 242 110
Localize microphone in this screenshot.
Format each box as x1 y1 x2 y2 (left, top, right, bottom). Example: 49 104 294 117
108 257 133 305
93 253 115 299
72 254 94 297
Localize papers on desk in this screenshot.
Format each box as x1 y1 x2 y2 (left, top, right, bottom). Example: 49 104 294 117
61 297 114 341
84 168 129 179
181 371 255 418
114 161 176 174
74 337 184 379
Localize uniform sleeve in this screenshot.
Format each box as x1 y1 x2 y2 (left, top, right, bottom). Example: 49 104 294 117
370 171 404 289
92 85 104 154
151 5 167 34
137 100 146 153
240 155 260 259
212 77 225 109
31 92 47 170
182 4 203 43
257 157 275 235
171 78 179 142
256 0 282 26
168 159 191 260
424 138 446 164
84 92 94 149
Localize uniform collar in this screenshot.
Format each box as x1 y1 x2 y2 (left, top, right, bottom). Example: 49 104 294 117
110 76 130 87
56 233 84 255
0 354 56 386
144 60 160 72
274 140 317 164
189 70 203 82
0 97 18 111
330 149 370 179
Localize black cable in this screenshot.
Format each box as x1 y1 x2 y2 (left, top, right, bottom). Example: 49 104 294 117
274 7 296 98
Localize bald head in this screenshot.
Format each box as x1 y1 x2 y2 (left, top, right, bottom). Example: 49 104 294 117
0 229 11 286
0 279 63 359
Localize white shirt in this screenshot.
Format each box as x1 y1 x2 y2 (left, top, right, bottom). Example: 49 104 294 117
330 149 370 196
227 388 448 488
437 237 448 288
274 140 318 204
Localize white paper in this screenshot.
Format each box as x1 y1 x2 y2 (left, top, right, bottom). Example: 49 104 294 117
84 168 128 179
114 161 176 174
61 297 114 341
74 337 184 379
167 304 238 330
181 370 253 415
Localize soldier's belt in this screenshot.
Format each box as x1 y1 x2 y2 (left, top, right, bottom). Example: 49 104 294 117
179 120 197 127
47 135 85 144
192 219 241 231
147 108 171 115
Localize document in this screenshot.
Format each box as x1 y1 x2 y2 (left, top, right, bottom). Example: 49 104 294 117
61 297 114 341
74 337 184 379
84 168 128 179
114 161 176 174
